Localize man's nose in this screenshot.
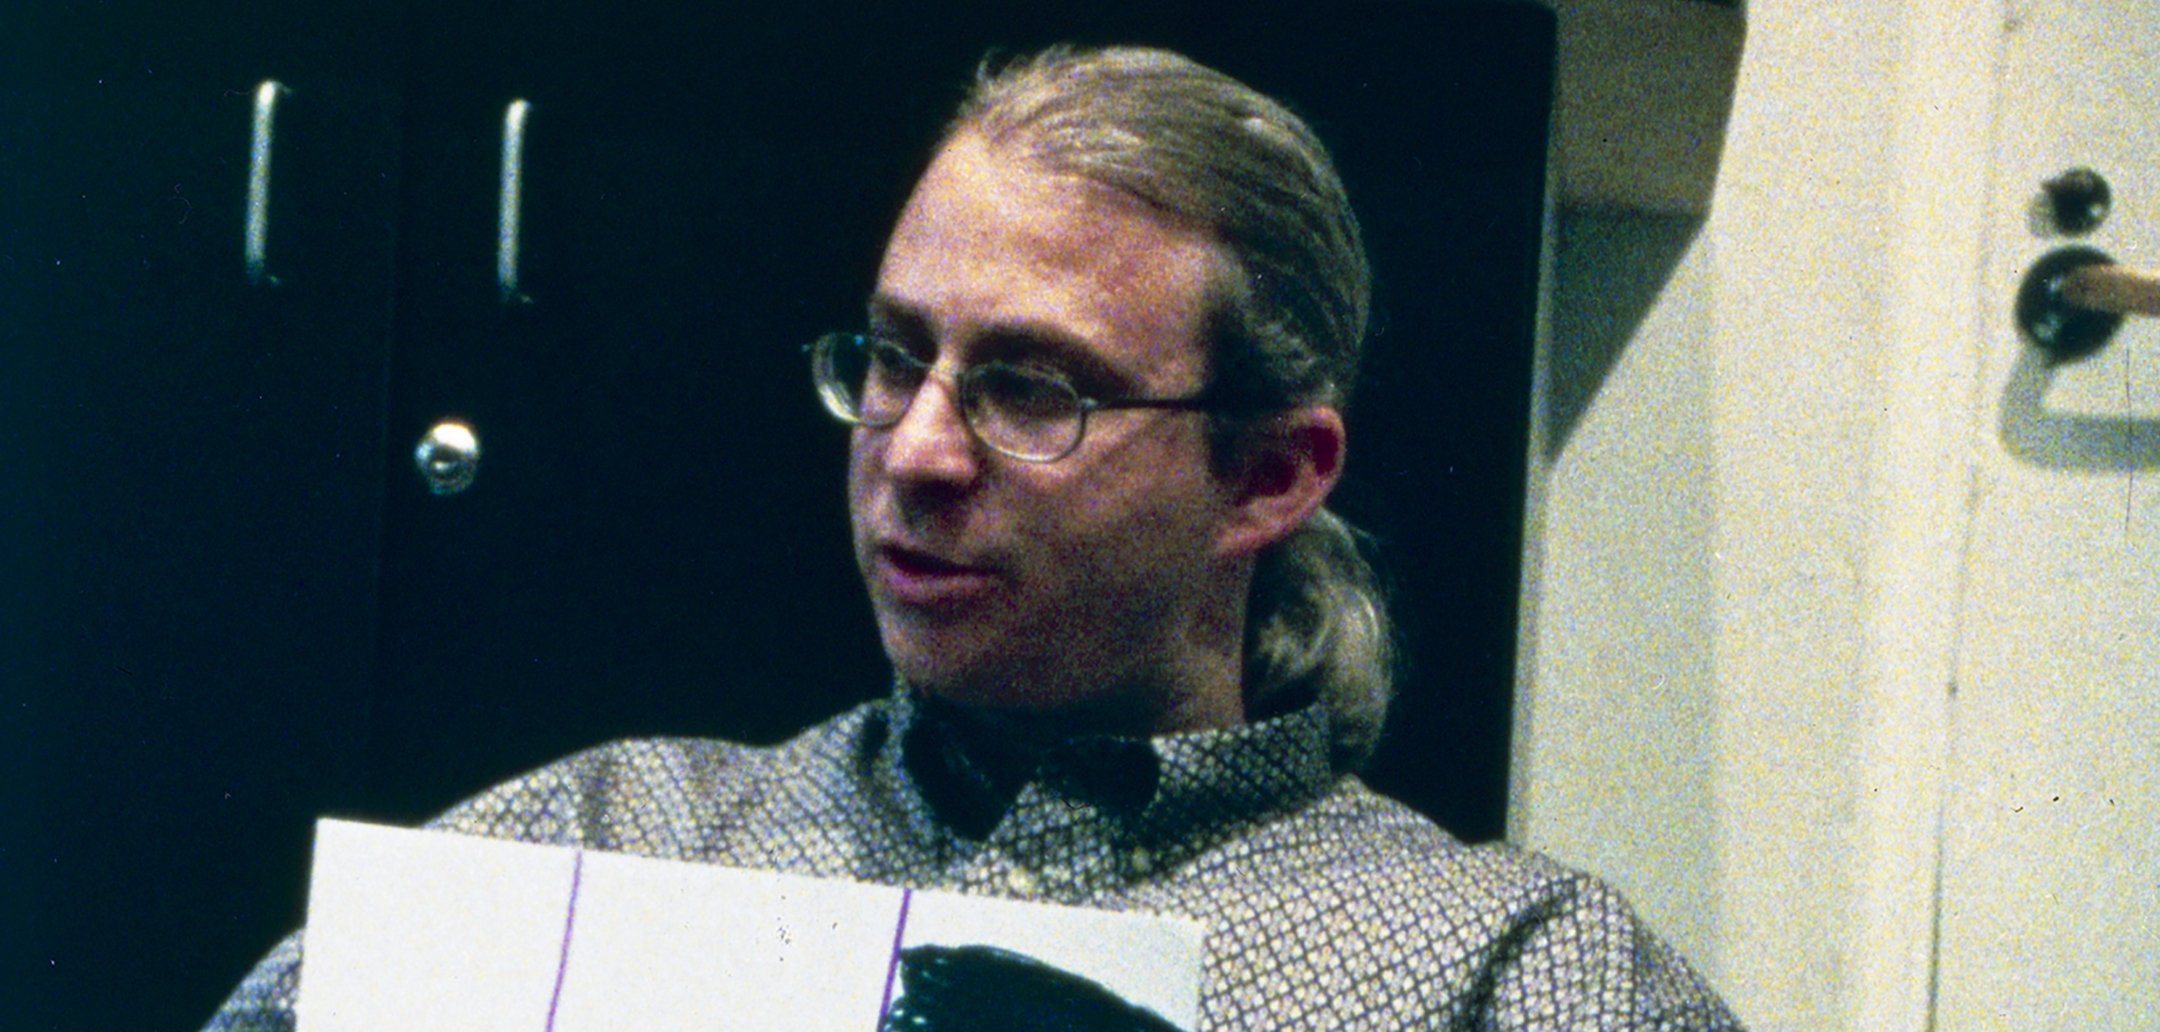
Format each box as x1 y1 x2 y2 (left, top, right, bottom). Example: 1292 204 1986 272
880 375 981 485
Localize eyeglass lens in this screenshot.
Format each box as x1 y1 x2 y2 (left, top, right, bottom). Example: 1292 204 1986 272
816 334 1086 461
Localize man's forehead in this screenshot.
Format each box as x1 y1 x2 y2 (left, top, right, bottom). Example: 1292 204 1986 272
869 132 1222 384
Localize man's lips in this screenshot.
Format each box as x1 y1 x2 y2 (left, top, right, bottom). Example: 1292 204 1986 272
872 543 999 605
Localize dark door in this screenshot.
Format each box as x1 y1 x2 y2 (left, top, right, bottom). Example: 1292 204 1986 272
9 3 1551 1028
5 5 405 1030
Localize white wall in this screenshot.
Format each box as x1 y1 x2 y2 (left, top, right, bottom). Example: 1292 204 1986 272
1511 3 2003 1028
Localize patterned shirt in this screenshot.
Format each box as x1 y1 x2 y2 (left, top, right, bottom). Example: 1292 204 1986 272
204 691 1744 1030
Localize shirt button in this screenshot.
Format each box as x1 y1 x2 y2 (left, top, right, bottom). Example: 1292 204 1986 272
1004 866 1039 897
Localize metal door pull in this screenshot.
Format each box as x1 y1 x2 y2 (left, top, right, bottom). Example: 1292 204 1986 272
2059 262 2160 318
498 99 532 303
245 80 285 285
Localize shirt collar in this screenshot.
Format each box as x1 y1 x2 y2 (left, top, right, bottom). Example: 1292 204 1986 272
881 685 1341 855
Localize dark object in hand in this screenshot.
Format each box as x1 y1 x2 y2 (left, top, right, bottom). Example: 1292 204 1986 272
881 943 1185 1032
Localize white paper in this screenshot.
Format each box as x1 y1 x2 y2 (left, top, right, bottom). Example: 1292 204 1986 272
295 819 1202 1031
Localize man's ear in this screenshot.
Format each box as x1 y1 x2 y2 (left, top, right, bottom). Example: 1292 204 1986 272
1215 405 1345 559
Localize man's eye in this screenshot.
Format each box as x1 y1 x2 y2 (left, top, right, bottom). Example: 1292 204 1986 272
977 365 1076 419
863 338 923 376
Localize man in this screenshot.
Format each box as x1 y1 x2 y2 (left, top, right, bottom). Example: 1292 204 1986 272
207 45 1742 1030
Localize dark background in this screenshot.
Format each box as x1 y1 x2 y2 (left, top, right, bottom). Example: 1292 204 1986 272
3 2 1554 1027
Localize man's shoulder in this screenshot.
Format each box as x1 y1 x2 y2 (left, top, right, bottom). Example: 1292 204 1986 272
427 699 889 852
1197 781 1744 1027
1247 777 1597 921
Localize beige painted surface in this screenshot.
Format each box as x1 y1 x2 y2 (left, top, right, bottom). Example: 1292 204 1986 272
1517 6 1923 1027
1934 1 2160 1026
1508 2 2073 1029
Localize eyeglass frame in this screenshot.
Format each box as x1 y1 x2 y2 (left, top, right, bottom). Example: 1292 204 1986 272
806 330 1234 463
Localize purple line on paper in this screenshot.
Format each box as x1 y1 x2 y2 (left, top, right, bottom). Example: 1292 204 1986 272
875 887 914 1027
544 849 586 1032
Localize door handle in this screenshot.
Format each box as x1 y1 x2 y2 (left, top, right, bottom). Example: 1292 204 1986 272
414 420 482 496
2057 261 2160 319
245 80 286 285
498 99 532 303
2016 246 2160 363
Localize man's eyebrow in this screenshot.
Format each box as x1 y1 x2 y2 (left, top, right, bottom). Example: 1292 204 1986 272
865 294 928 337
973 327 1137 391
864 293 1143 392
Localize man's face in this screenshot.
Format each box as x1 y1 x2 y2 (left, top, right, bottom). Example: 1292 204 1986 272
848 132 1247 735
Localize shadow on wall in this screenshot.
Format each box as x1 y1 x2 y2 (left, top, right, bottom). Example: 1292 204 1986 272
2001 346 2160 471
1546 214 2160 472
1543 208 1706 460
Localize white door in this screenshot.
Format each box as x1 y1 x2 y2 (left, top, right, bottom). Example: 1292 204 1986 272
1940 2 2160 1026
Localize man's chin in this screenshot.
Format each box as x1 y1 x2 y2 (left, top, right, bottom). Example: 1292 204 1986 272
889 657 1074 717
894 666 1031 710
879 620 1016 693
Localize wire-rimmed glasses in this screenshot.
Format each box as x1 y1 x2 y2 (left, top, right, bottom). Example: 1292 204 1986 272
807 331 1218 463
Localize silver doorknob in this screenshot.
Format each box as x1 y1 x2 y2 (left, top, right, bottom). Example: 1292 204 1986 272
414 420 481 495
